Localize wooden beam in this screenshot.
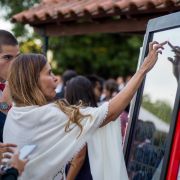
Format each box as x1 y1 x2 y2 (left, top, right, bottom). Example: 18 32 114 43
34 18 148 36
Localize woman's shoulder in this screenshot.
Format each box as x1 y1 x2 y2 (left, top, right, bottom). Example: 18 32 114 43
10 103 60 112
8 103 66 121
42 103 64 113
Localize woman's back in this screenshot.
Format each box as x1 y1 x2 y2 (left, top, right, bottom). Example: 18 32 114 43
4 102 109 180
65 76 128 180
4 103 68 179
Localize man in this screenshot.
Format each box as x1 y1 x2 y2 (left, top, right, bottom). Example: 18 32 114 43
56 69 77 99
0 30 20 175
0 30 19 81
0 30 20 142
86 74 103 103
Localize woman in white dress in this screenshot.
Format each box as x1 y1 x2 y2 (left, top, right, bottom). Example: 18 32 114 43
3 41 166 180
65 75 127 180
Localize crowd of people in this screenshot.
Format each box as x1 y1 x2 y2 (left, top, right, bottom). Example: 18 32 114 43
0 29 166 180
55 72 131 142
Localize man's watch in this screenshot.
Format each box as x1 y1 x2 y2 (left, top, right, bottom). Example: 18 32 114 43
0 102 10 111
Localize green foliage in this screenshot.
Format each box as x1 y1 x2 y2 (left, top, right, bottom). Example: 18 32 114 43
0 0 42 54
142 94 172 123
0 0 143 78
49 34 143 78
20 39 42 53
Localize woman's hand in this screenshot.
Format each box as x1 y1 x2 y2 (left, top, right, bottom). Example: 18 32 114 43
140 41 167 74
103 41 167 126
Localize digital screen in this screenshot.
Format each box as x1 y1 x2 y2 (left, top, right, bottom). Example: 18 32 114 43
127 27 180 180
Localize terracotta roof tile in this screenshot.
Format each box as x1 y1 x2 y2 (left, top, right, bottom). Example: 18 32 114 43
12 0 180 25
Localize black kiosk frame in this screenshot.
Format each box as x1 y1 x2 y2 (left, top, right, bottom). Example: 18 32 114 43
123 11 180 180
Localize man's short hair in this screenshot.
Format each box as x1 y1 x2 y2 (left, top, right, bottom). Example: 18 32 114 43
0 30 18 52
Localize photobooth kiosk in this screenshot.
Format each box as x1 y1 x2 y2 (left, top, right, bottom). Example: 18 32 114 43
124 11 180 180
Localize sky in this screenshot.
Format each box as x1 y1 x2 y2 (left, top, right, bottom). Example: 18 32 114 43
142 28 180 107
0 9 13 32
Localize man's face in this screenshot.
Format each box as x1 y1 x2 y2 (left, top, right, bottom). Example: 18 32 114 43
94 81 102 101
0 45 19 80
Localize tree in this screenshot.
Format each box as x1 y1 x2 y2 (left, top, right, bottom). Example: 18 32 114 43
0 0 42 54
49 34 143 78
0 0 40 37
0 0 143 78
142 94 172 123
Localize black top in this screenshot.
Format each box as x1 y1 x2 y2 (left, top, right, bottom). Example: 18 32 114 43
0 111 6 142
1 168 19 180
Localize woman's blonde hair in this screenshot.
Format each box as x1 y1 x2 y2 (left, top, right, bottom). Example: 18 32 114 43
8 53 89 136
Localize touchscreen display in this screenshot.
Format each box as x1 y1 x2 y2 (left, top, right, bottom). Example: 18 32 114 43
127 27 180 180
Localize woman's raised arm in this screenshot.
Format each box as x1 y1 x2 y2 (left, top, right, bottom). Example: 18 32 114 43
101 41 167 126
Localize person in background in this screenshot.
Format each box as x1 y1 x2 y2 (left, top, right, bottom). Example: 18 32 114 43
125 74 133 85
102 78 129 139
0 30 19 101
0 79 6 97
65 75 125 180
116 76 125 91
0 30 20 142
86 74 104 103
55 75 63 94
65 76 95 180
0 30 26 179
56 70 77 99
120 105 130 140
103 78 119 101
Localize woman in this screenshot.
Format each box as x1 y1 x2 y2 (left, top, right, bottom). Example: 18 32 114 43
65 76 126 180
3 41 166 180
65 76 97 180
